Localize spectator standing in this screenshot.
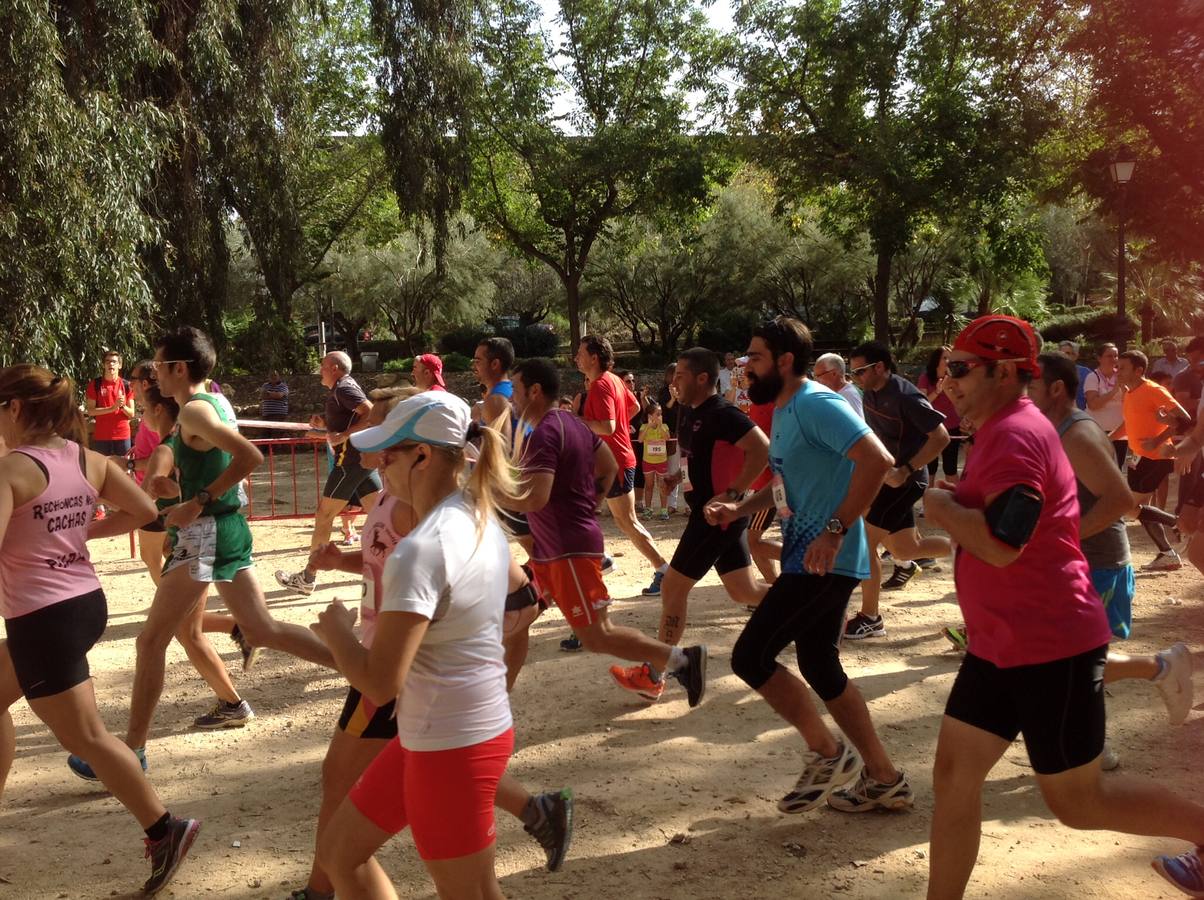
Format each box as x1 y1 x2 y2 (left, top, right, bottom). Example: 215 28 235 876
1058 341 1093 410
86 350 135 458
259 370 290 422
716 352 737 395
1151 338 1189 382
1084 343 1128 467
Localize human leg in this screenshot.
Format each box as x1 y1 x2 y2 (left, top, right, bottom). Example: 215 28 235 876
316 797 398 900
855 522 888 619
0 643 20 798
138 529 167 587
606 487 667 570
174 592 241 705
217 568 335 668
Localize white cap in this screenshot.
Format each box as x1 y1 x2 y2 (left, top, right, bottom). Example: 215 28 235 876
351 392 473 452
736 355 750 366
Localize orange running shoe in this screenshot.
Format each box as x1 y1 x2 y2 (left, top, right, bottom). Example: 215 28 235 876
609 663 664 701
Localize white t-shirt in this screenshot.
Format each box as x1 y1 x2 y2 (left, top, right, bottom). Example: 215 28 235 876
380 490 512 751
1084 369 1125 432
838 382 865 419
717 368 734 394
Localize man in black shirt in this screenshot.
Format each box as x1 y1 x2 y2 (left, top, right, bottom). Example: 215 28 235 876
611 348 770 703
846 342 951 639
276 351 381 595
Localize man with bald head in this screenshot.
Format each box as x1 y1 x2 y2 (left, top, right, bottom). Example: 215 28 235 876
276 351 381 595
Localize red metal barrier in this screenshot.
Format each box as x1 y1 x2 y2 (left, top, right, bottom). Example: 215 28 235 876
245 436 328 521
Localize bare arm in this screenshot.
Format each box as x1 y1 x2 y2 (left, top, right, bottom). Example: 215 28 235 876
316 603 430 706
924 488 1022 567
1062 423 1135 537
88 457 157 538
594 441 619 497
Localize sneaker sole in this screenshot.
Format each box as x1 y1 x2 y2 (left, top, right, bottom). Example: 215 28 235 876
687 647 707 708
193 716 254 730
828 788 914 813
1151 857 1204 899
68 764 100 783
242 647 262 672
608 669 663 702
145 819 202 896
548 789 574 873
844 629 886 641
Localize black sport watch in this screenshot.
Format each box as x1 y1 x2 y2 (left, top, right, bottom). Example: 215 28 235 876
825 517 847 536
194 489 212 507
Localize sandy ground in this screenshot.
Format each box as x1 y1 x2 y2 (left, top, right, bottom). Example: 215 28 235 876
1 509 1203 900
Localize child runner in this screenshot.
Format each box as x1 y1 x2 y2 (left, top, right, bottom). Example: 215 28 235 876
0 364 199 894
638 400 671 519
311 392 526 897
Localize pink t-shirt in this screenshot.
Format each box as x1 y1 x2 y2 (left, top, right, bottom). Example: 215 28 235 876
952 397 1111 668
359 494 405 647
0 442 102 618
131 422 162 485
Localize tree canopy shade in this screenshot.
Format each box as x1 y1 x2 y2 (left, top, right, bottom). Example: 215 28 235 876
727 0 1071 343
467 0 714 348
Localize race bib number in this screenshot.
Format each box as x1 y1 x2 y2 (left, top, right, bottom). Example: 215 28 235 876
772 473 792 519
361 579 376 614
169 516 218 581
647 440 667 457
680 459 693 492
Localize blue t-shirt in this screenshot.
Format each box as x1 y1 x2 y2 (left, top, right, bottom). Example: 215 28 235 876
489 380 514 399
771 382 873 580
1075 364 1091 410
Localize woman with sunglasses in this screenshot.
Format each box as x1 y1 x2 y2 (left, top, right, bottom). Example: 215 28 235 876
312 391 523 899
918 346 962 485
0 365 199 894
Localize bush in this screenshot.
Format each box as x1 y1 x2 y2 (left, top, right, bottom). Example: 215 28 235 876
696 307 761 355
360 340 411 362
382 357 414 373
438 325 490 357
443 352 472 372
502 324 560 358
1038 308 1136 346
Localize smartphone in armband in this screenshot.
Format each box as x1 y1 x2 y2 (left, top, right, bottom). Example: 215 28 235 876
984 484 1043 549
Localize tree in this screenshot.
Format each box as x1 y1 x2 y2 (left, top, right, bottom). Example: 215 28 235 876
729 0 1072 344
468 0 713 348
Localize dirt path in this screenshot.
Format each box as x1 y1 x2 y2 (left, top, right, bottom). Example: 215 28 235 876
0 514 1201 899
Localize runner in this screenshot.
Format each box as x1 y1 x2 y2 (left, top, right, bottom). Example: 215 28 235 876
705 317 913 815
311 391 542 897
0 364 199 895
1111 349 1191 571
745 393 780 583
411 353 447 392
510 357 708 707
1030 352 1194 764
920 315 1204 900
811 353 864 418
918 346 962 485
845 341 951 638
1084 342 1128 467
276 351 382 595
473 337 517 431
576 335 671 595
610 347 769 702
68 327 337 779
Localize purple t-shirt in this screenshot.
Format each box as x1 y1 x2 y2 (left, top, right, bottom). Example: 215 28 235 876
521 409 604 561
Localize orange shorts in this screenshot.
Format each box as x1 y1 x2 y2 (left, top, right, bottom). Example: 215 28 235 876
530 557 612 630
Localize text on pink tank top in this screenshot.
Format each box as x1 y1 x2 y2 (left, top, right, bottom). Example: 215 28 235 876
359 494 404 647
0 442 102 618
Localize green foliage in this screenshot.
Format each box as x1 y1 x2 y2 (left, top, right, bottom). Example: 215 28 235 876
696 307 762 355
438 325 491 357
501 325 559 358
443 351 473 372
1038 309 1137 346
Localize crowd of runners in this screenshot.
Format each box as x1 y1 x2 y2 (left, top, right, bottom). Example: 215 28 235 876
0 316 1202 898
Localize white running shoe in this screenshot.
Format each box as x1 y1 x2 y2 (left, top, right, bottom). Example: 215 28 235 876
828 769 914 812
777 738 862 814
274 569 316 596
1143 551 1183 572
1157 642 1194 726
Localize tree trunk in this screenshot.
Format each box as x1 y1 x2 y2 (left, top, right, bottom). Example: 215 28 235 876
873 249 893 345
1141 303 1154 344
976 282 993 317
565 272 583 350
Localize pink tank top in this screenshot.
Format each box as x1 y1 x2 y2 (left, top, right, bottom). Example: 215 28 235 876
359 495 405 647
0 442 102 618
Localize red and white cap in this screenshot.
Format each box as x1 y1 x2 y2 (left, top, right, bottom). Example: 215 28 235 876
952 315 1041 373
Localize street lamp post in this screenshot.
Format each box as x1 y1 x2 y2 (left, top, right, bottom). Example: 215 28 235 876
1110 157 1136 349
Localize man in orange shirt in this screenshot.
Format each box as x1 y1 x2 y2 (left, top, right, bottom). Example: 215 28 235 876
1113 350 1191 570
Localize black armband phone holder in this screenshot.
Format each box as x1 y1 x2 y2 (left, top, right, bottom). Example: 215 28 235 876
984 484 1043 549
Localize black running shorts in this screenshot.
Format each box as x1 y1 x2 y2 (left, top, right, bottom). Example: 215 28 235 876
866 479 925 535
324 462 382 503
606 466 637 499
1127 456 1174 496
5 589 107 700
498 507 532 538
338 686 398 740
670 512 751 581
747 505 776 533
944 644 1108 775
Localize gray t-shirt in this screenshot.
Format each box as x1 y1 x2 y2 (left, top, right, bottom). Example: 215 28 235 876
862 373 945 486
1057 409 1130 570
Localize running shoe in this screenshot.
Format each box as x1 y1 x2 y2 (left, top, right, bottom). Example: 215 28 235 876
639 507 655 520
143 815 201 895
881 561 920 590
274 569 316 595
659 509 670 520
1153 847 1204 897
1100 743 1120 771
914 557 940 572
671 645 707 708
777 738 862 814
69 746 147 782
341 534 359 546
828 769 914 812
844 613 886 640
230 625 260 672
609 663 664 701
1156 642 1194 726
642 570 665 596
559 635 583 653
942 625 968 652
525 788 574 872
1143 550 1183 572
601 555 616 576
286 890 334 900
193 699 255 730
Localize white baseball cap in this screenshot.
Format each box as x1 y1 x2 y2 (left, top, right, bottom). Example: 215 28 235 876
351 392 473 452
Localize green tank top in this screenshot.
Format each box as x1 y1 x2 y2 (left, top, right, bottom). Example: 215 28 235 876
165 393 242 516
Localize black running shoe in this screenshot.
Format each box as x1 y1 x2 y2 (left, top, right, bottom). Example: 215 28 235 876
525 788 574 872
881 561 919 591
677 645 707 708
143 816 201 895
559 635 583 652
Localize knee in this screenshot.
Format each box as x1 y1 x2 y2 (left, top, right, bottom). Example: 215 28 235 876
730 632 770 688
1040 783 1100 830
135 624 173 658
236 619 274 648
798 652 848 703
575 623 610 654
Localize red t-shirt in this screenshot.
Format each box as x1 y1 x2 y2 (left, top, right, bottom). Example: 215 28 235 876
952 397 1111 667
584 371 637 471
86 377 133 441
748 401 775 490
